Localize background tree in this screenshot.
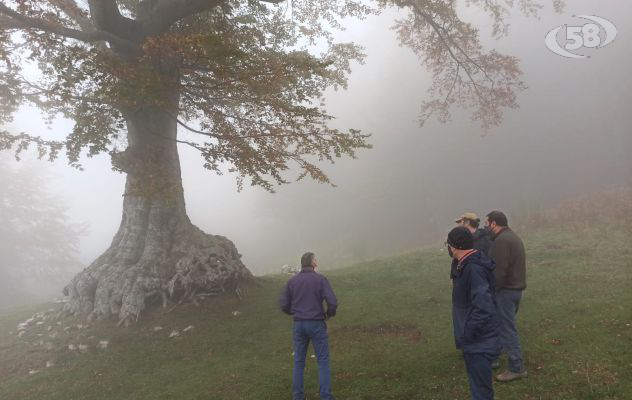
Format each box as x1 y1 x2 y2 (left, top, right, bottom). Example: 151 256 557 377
0 155 83 309
0 0 560 324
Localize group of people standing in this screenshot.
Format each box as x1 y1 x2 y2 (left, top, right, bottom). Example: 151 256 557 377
278 210 527 400
449 211 527 399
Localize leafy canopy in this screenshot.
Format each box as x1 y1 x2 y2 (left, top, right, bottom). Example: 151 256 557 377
0 0 562 190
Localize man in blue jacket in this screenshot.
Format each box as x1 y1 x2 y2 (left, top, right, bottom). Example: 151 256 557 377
279 252 338 400
447 227 501 400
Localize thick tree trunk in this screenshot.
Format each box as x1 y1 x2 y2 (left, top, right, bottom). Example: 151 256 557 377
63 103 251 325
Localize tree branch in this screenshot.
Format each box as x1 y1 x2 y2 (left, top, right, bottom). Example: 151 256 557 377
0 130 65 162
412 5 485 102
0 4 140 54
48 0 94 32
137 0 284 36
87 0 139 38
48 0 112 52
0 13 21 29
137 0 225 36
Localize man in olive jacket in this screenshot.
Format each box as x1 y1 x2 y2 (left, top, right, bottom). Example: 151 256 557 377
486 211 527 382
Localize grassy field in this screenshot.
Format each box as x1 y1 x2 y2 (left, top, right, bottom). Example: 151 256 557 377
1 224 631 400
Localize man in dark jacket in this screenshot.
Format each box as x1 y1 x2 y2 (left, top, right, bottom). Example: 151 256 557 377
448 227 501 400
486 211 527 382
279 252 338 400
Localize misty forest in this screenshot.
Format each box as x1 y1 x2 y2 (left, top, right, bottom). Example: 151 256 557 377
0 0 630 399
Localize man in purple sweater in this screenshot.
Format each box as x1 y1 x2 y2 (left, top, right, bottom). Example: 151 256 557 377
279 252 338 400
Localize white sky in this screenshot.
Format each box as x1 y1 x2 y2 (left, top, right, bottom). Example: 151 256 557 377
4 0 631 274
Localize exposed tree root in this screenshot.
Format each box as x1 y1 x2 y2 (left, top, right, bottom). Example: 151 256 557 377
63 219 251 324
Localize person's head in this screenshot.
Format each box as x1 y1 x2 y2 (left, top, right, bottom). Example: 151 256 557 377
455 212 480 233
446 227 474 259
300 252 318 269
485 210 508 235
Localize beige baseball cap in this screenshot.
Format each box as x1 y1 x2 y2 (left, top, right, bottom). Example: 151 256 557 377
455 212 480 223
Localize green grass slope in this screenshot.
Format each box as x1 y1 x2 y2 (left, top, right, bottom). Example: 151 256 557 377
1 225 631 400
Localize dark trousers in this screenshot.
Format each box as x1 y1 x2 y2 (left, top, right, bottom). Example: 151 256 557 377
292 320 334 400
463 352 495 400
495 289 524 373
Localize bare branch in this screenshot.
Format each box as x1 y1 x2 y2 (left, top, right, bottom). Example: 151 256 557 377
413 6 485 101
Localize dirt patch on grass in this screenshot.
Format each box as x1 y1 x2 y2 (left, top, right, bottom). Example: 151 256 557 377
573 361 619 387
332 323 425 343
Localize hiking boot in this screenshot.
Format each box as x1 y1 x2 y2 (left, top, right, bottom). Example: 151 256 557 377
496 370 527 382
491 359 501 369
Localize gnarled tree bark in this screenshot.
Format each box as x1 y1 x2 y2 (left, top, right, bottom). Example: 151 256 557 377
63 94 251 325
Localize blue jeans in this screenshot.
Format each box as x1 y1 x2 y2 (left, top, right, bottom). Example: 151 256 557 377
292 320 334 400
495 290 524 373
463 352 495 400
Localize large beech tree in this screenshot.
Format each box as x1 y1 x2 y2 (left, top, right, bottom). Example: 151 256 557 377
0 0 560 324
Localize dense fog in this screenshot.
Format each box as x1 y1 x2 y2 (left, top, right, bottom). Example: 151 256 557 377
1 0 630 307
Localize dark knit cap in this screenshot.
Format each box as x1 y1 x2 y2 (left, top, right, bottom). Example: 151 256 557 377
447 227 474 250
